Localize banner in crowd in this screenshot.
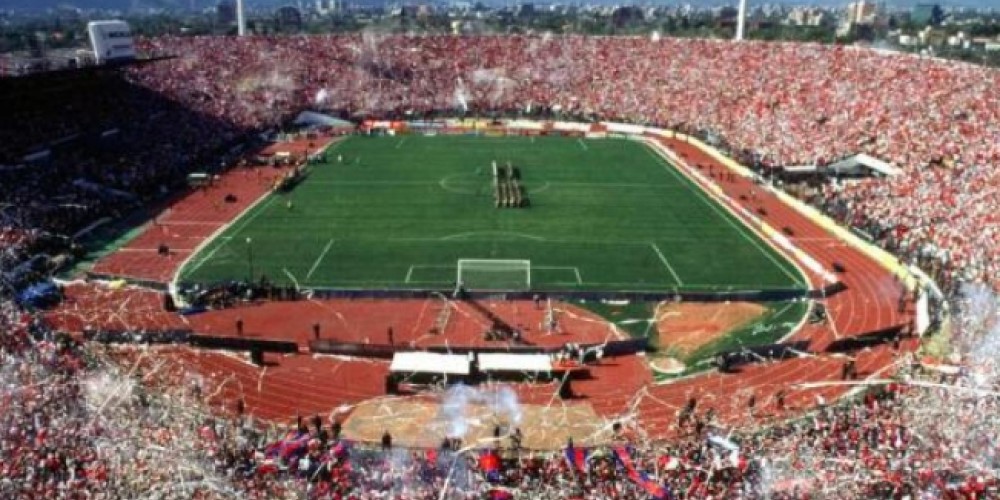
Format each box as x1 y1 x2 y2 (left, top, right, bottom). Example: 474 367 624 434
611 446 671 499
564 442 589 473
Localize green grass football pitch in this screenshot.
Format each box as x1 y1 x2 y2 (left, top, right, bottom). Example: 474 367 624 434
178 135 806 292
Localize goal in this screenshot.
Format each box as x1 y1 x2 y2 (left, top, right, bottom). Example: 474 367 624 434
456 259 531 291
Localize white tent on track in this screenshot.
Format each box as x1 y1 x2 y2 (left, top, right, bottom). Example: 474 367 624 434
389 352 470 376
477 353 553 373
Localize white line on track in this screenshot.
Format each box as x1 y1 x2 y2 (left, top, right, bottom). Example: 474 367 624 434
305 238 336 280
650 242 684 286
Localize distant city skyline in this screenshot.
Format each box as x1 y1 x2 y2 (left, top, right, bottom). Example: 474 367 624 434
0 0 997 13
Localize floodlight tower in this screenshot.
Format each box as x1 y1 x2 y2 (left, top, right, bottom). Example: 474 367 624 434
735 0 748 41
237 0 247 36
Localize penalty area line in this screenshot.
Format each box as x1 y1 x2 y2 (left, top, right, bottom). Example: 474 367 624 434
650 243 684 286
405 264 454 283
533 265 584 285
305 238 335 281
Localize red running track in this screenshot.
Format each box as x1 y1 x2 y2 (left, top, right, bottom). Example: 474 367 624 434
90 138 339 283
180 297 621 350
58 134 918 439
45 283 189 333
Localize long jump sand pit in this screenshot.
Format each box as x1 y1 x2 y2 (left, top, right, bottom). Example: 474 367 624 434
656 301 767 356
341 394 615 451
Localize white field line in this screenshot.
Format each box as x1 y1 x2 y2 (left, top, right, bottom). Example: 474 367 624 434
179 241 230 276
641 141 806 288
440 231 546 241
649 242 684 286
171 139 346 297
532 265 584 285
577 138 589 151
778 299 814 345
226 196 277 238
395 137 408 149
403 264 454 284
305 238 336 281
180 192 277 278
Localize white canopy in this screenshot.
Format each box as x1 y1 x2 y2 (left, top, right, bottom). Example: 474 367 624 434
477 353 553 373
390 352 469 376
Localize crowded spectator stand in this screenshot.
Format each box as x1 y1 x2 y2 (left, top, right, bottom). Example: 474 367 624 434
3 304 1000 499
1 33 999 498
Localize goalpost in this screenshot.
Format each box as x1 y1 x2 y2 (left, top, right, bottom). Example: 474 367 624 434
456 259 531 291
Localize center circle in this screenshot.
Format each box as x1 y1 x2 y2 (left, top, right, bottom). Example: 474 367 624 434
438 173 487 195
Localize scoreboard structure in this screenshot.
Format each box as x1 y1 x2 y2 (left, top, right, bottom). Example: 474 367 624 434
87 20 136 65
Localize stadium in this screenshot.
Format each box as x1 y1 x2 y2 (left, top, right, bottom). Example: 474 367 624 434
0 15 998 500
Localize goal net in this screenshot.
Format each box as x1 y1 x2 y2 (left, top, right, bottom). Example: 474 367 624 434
456 259 531 291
